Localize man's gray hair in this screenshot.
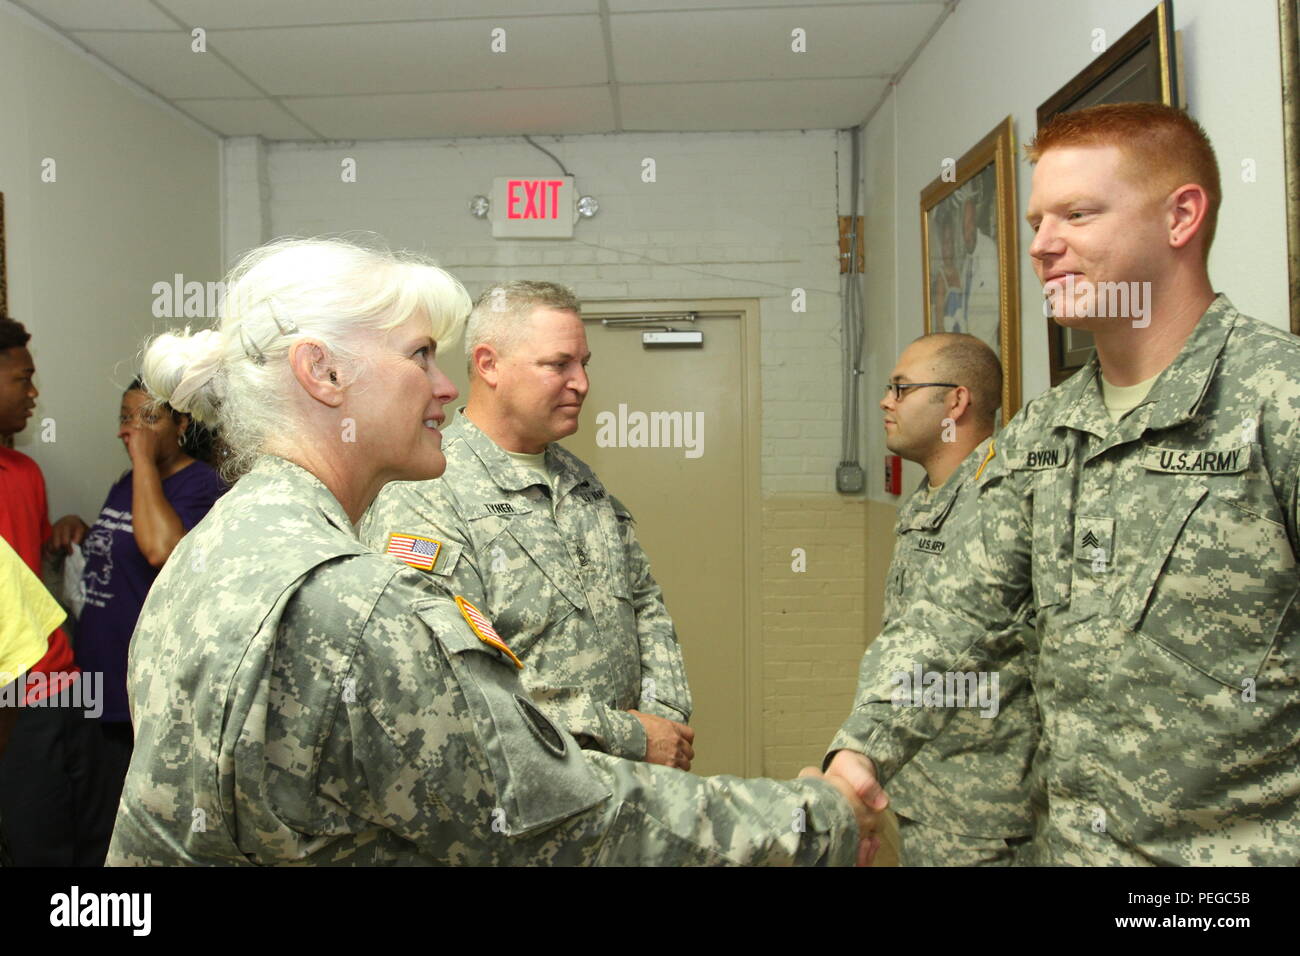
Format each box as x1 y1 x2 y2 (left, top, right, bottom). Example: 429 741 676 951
464 280 581 365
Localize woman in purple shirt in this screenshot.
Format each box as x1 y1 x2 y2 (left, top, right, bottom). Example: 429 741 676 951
64 378 225 863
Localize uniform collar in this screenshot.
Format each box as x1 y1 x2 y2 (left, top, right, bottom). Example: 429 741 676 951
1048 293 1237 442
897 436 992 533
449 407 593 499
246 454 358 538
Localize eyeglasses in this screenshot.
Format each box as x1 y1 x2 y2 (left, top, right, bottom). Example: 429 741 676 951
883 382 958 401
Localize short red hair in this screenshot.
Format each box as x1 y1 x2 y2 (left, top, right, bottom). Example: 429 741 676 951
1027 102 1221 259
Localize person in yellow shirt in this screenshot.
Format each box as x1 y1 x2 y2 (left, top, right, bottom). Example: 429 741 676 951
0 533 65 865
0 534 60 718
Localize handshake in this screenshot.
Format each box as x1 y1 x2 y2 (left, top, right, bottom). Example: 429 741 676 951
801 750 889 867
637 710 888 865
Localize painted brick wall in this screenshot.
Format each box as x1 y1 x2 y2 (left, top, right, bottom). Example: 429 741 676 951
237 130 851 493
761 496 866 776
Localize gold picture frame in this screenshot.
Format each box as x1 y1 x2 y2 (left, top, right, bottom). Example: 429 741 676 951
0 192 7 317
1280 0 1300 334
920 116 1022 423
1036 1 1179 385
1 191 9 450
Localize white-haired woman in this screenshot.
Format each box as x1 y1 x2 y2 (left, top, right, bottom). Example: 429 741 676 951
107 238 870 866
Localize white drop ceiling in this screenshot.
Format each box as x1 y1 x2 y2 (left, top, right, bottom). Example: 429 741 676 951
9 0 951 140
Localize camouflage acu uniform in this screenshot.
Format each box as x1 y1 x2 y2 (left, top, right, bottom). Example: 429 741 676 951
362 412 690 761
868 437 1038 866
831 296 1300 865
107 456 857 866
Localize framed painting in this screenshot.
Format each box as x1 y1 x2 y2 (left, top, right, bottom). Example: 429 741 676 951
1 191 8 450
1281 0 1300 334
921 116 1022 422
1 191 7 317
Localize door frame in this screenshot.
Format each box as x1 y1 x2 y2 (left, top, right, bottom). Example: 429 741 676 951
581 297 764 776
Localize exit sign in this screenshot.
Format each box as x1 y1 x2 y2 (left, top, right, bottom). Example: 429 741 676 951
491 176 575 238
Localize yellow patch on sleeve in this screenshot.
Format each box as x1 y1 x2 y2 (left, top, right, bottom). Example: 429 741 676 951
454 595 523 669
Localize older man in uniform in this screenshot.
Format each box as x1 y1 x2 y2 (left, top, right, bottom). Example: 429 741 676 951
364 282 693 769
866 332 1037 865
829 102 1300 864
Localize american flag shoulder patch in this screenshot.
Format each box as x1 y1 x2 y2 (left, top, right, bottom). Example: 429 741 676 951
454 595 523 669
385 532 443 570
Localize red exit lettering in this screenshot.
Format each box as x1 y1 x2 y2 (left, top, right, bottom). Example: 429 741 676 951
506 179 565 219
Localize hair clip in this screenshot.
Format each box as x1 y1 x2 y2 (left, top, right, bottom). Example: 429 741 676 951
239 326 267 365
266 300 299 336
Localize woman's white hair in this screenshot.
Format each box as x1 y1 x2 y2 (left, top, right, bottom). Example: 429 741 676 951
140 237 471 480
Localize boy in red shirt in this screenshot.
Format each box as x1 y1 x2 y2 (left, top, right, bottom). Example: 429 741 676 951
0 316 104 866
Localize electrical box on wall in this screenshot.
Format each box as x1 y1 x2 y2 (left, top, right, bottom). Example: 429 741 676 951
836 463 864 494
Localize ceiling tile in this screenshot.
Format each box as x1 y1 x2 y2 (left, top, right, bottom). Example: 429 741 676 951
284 87 617 139
609 0 939 10
14 2 939 140
620 77 889 131
171 97 320 138
13 0 178 31
157 0 599 29
610 4 938 82
70 30 264 97
214 17 607 96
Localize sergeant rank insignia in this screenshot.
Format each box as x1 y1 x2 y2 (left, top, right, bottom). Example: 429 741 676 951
385 532 443 570
455 596 524 669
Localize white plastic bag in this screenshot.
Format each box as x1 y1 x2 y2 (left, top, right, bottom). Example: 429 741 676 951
62 541 87 619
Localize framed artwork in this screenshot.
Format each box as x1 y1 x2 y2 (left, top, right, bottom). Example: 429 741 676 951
1 191 8 450
1281 0 1300 334
0 192 7 317
921 116 1022 422
1036 0 1179 385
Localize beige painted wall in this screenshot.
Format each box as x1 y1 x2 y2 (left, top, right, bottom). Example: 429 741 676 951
0 7 221 521
759 496 899 775
762 494 899 864
763 495 873 778
759 494 895 777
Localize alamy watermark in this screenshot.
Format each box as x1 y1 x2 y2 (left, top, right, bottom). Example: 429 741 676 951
1043 275 1151 328
49 886 150 936
891 664 999 718
0 670 101 718
152 274 226 318
594 404 704 459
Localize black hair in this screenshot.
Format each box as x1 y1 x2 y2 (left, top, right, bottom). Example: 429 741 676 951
0 316 31 352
